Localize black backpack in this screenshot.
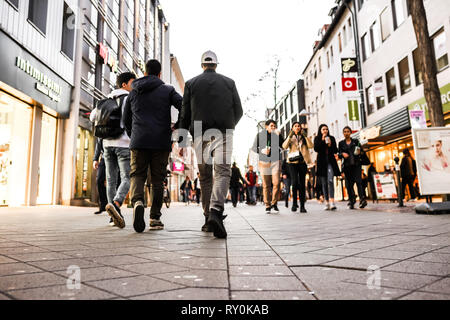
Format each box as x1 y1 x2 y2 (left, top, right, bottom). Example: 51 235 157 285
93 94 127 139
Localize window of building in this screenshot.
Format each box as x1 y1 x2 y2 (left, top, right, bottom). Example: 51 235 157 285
332 82 337 102
28 0 48 35
290 93 294 114
386 67 397 102
412 48 423 85
61 2 76 60
392 0 406 30
327 51 330 68
366 85 375 115
315 97 319 113
318 57 322 72
362 33 371 61
338 33 342 52
398 56 411 95
320 91 324 107
6 0 19 10
343 25 347 47
348 18 353 40
381 7 392 41
358 0 365 11
330 46 334 64
432 29 449 72
329 86 332 104
370 20 381 52
375 77 386 109
314 65 317 79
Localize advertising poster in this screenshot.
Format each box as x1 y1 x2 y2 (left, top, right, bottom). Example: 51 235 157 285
412 127 450 195
372 173 398 199
409 110 427 129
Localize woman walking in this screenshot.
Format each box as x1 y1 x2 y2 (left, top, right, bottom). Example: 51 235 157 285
314 124 340 211
283 122 314 213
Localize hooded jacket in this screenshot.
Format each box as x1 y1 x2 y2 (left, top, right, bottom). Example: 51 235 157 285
123 75 183 151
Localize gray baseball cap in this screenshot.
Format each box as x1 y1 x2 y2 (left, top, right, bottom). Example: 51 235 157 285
201 50 219 64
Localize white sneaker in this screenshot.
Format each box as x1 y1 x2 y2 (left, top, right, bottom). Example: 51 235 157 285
330 203 337 210
324 203 331 211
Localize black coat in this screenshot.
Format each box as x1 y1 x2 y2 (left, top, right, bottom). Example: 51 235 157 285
314 135 340 177
230 167 245 188
123 75 183 151
400 155 416 178
338 138 362 169
179 69 243 136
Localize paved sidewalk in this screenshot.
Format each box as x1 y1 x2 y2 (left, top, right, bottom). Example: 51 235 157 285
0 201 449 300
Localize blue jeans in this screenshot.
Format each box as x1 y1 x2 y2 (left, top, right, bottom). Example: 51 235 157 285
248 186 257 203
103 147 131 205
320 164 335 201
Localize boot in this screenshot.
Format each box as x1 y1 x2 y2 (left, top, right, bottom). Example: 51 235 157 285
201 216 212 232
207 209 227 239
300 203 307 213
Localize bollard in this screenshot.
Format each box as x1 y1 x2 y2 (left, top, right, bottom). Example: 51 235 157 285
394 157 404 207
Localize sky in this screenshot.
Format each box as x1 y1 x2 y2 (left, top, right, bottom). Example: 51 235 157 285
160 0 337 169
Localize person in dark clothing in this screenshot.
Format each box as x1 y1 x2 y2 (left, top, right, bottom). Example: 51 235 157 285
367 163 377 200
338 126 367 210
400 148 417 201
245 165 258 205
181 177 193 204
93 138 107 215
314 124 340 211
230 163 247 207
281 160 291 208
178 51 243 238
124 59 183 233
311 161 323 202
193 172 201 205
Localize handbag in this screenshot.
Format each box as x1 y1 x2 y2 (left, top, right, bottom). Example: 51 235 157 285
288 150 305 163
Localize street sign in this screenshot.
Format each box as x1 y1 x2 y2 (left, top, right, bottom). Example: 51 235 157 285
341 57 358 73
348 100 360 121
342 77 358 91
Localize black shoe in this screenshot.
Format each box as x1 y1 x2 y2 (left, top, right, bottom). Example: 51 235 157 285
94 209 105 215
349 203 355 209
266 207 271 214
207 209 227 239
300 205 307 213
202 216 212 232
359 199 368 209
291 205 298 212
133 201 146 233
285 202 289 208
233 203 237 208
271 205 280 213
106 203 125 229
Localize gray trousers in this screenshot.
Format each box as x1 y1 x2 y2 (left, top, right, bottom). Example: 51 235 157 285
194 132 233 216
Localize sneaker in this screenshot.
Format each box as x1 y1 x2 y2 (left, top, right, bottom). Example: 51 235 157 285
291 205 298 213
359 199 368 209
149 219 164 230
330 204 337 211
109 218 115 226
106 203 125 229
324 203 331 211
300 205 307 213
266 207 271 214
271 205 280 213
133 201 146 233
207 209 227 239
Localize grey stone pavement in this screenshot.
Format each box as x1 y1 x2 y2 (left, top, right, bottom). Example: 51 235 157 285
0 200 449 300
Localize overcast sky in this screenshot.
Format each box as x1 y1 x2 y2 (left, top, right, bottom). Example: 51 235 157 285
160 0 336 169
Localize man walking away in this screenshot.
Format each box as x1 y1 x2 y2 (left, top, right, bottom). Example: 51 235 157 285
400 148 417 201
230 163 247 208
90 72 136 228
245 165 258 205
124 60 183 233
181 177 193 205
193 172 201 205
93 138 108 216
338 126 367 210
178 51 243 239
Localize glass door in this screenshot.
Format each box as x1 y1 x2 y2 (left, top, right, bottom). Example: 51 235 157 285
37 113 57 204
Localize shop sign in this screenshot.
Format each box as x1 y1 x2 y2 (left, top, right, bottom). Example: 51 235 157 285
360 126 381 140
409 110 427 129
342 77 357 91
97 43 119 74
15 56 62 102
173 162 184 172
341 57 358 74
408 83 450 120
372 173 398 199
348 100 360 121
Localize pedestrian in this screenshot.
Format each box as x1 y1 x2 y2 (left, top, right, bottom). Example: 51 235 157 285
338 126 368 210
92 138 108 216
400 148 417 201
178 51 243 238
181 177 193 205
90 72 136 228
251 120 284 214
367 162 377 200
314 124 340 211
193 172 202 205
283 122 314 213
230 163 246 207
245 165 258 205
123 59 183 233
281 159 291 208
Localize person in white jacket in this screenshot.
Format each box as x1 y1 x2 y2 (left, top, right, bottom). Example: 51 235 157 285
90 72 136 228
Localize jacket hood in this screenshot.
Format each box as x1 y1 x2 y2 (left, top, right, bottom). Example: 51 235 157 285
108 88 129 99
132 75 164 94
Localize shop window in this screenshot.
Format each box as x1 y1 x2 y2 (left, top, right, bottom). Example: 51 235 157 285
61 2 76 60
432 29 449 72
28 0 48 35
37 113 57 205
381 7 392 42
375 77 386 109
398 56 411 95
386 67 397 102
366 85 375 115
412 48 423 85
6 0 19 10
370 20 381 52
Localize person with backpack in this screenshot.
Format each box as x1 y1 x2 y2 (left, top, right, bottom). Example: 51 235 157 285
91 72 136 228
338 126 367 210
400 148 417 201
124 60 183 233
245 165 258 205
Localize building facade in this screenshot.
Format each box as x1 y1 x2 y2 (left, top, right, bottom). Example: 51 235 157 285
0 0 76 206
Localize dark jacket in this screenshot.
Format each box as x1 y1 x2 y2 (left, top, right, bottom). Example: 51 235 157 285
400 155 417 178
94 138 104 162
314 135 340 177
181 180 192 191
123 75 183 151
178 69 243 136
338 138 362 169
281 160 290 178
230 167 245 188
245 171 258 186
251 130 285 163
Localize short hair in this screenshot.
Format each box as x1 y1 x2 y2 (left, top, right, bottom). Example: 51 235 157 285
403 148 410 155
146 59 162 76
343 126 352 132
202 63 217 69
265 120 277 127
116 72 136 88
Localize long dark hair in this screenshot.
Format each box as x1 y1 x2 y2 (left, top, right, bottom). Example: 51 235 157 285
317 124 329 137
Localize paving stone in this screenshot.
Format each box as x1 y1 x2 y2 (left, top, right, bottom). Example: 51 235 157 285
6 285 116 300
384 261 450 276
0 272 67 291
399 291 450 300
55 266 138 282
230 276 305 291
0 255 17 264
4 252 72 262
134 251 194 262
355 249 420 260
409 252 450 264
117 262 188 275
310 247 368 256
131 288 229 300
227 250 278 257
152 270 228 288
419 278 450 295
87 275 184 297
324 257 398 269
271 246 324 254
0 293 11 300
228 256 285 266
0 246 50 255
291 266 366 285
167 257 227 270
281 253 342 266
229 265 293 276
86 255 151 266
28 259 102 272
0 263 41 276
173 249 226 258
230 291 315 300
